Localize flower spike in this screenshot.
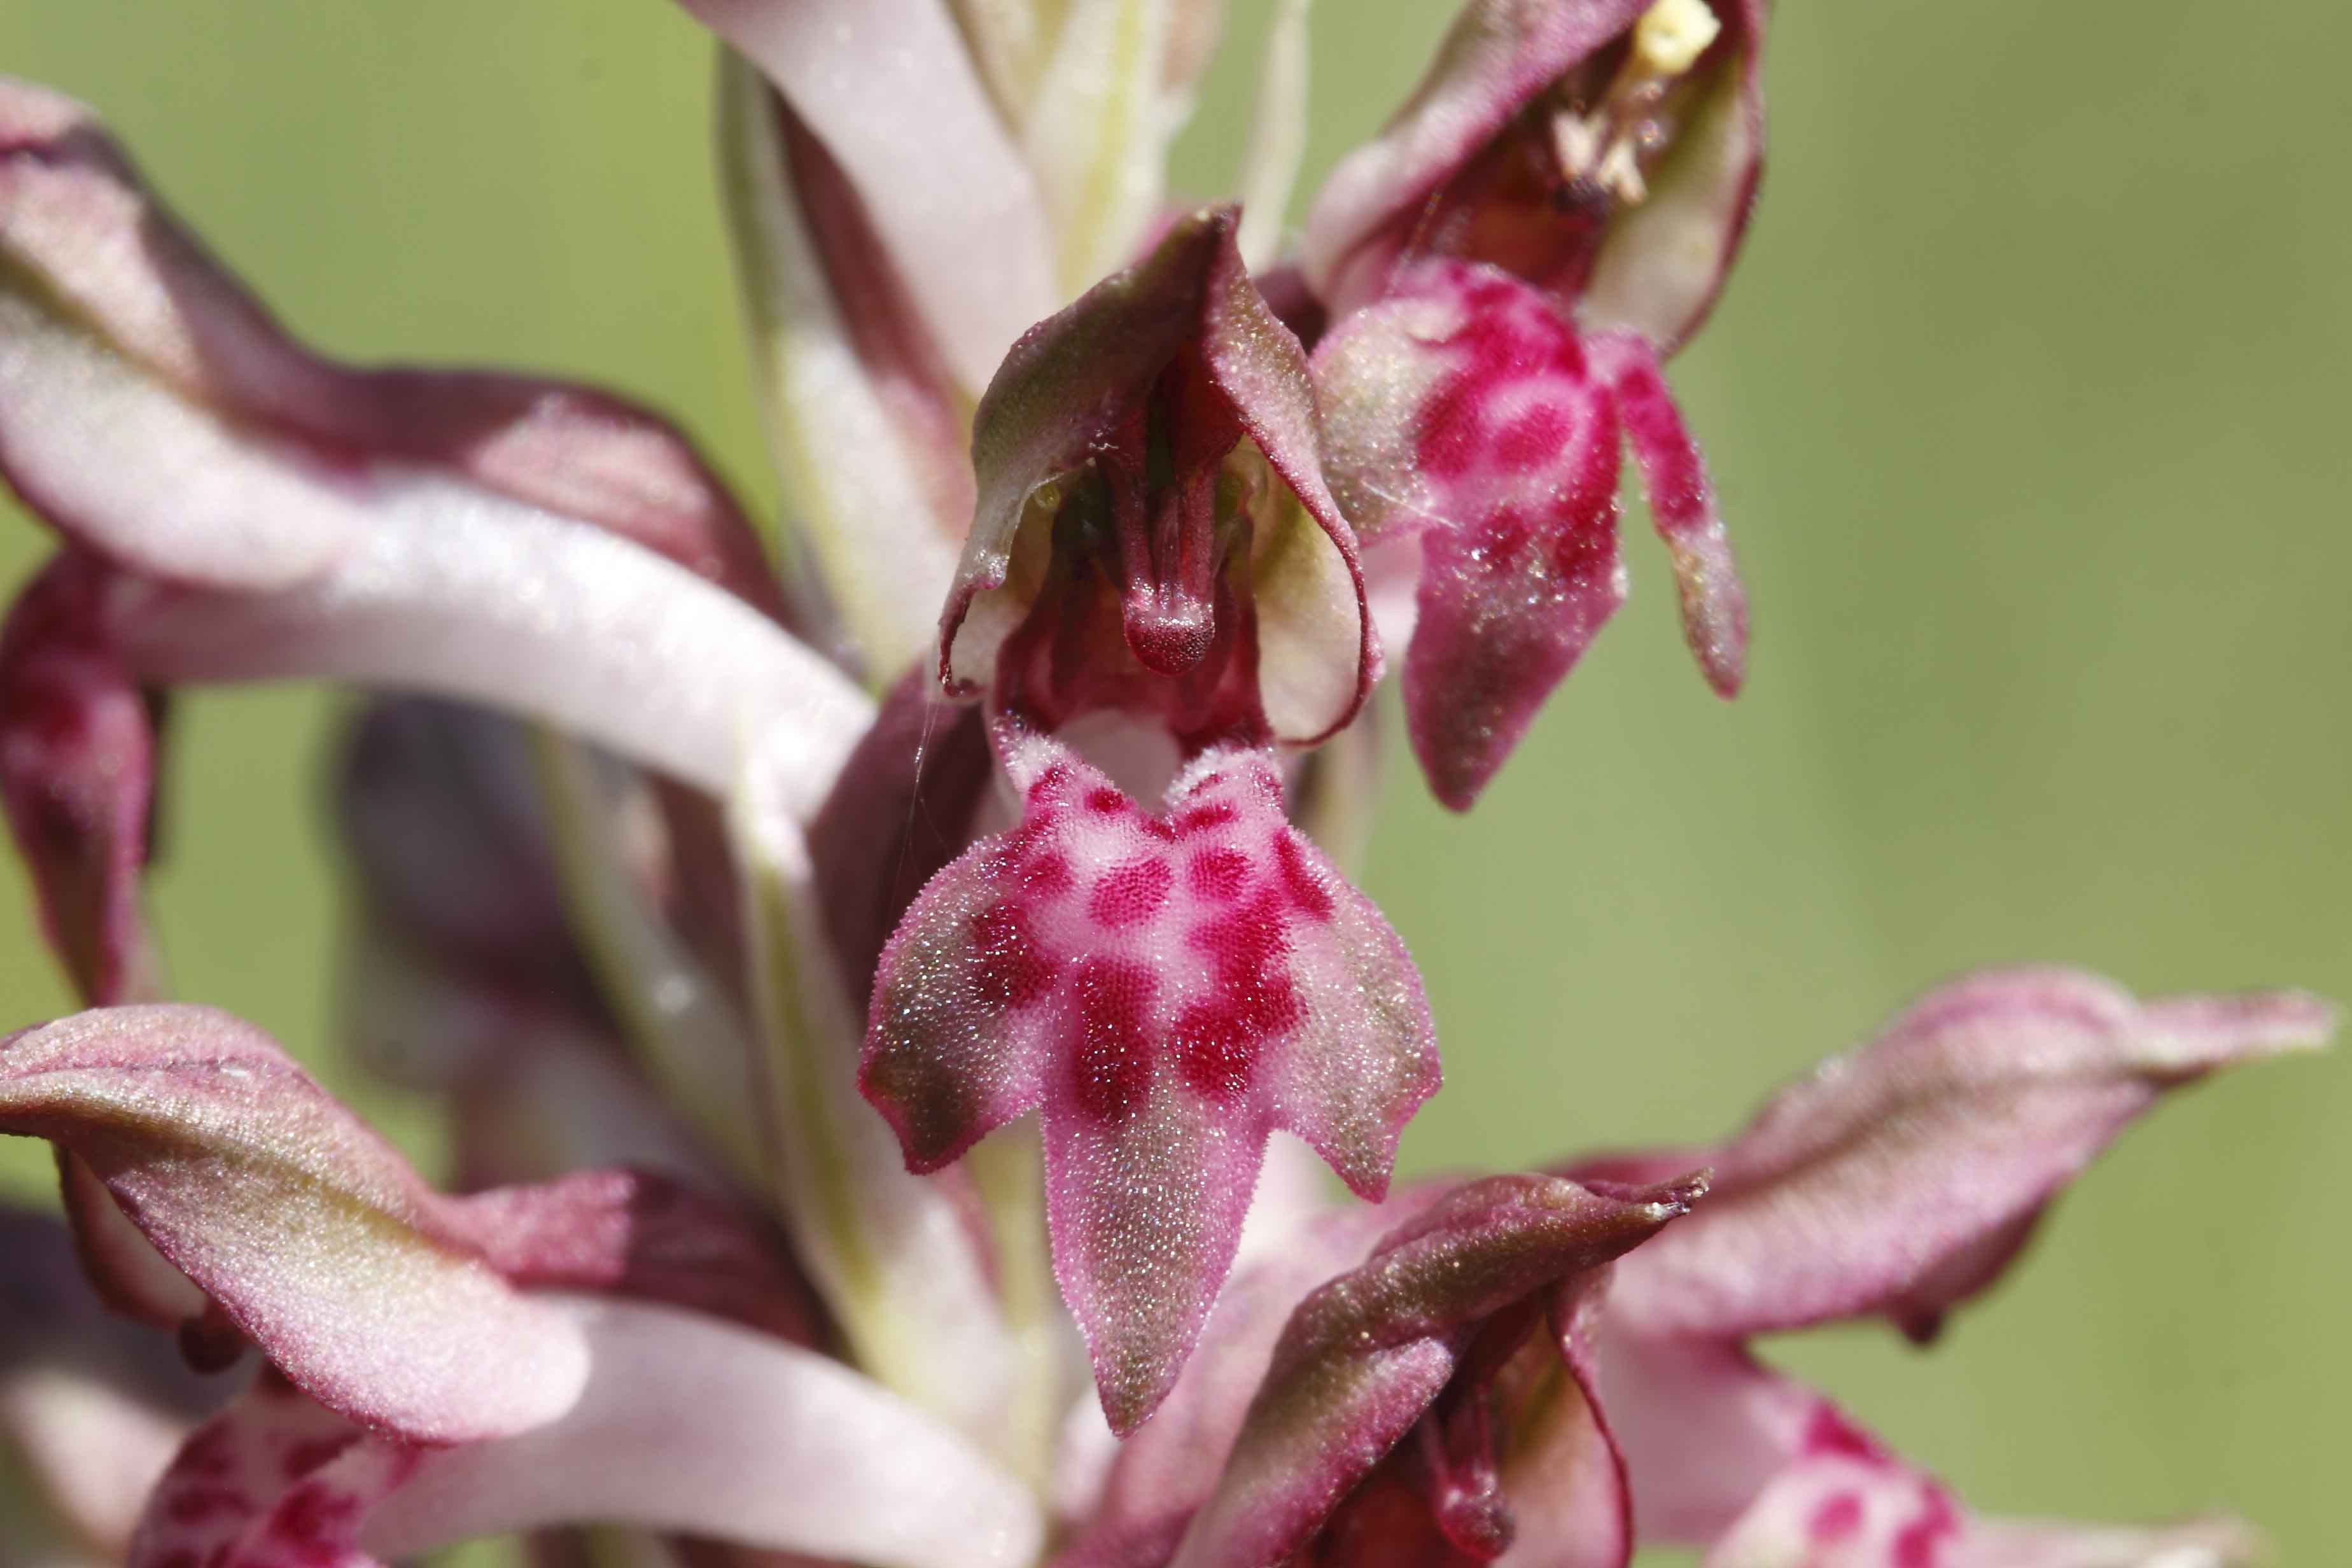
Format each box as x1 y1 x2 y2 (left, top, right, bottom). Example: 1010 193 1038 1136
864 729 1438 1433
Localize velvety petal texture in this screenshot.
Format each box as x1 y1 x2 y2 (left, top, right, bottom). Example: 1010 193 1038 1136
944 206 1373 750
0 78 868 813
1167 1173 1698 1567
1315 261 1624 809
864 732 1438 1432
1581 969 2337 1341
0 1005 592 1442
1067 1194 1437 1558
1314 258 1742 806
1586 330 1743 696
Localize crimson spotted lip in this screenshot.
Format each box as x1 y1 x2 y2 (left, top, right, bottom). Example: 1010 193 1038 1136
1299 0 1763 809
862 735 1439 1436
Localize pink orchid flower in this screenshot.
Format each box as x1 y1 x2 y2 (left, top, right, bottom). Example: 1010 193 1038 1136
1297 0 1765 807
1060 971 2329 1567
0 4 2329 1568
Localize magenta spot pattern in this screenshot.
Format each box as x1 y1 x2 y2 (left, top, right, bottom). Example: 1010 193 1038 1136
1703 1403 1969 1568
860 734 1439 1433
1315 258 1749 808
130 1378 420 1568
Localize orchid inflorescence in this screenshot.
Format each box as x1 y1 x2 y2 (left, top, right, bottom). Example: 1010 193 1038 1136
0 4 2330 1567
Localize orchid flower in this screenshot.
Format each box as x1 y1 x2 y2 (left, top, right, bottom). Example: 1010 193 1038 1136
1295 0 1763 807
1059 971 2332 1567
0 3 2330 1567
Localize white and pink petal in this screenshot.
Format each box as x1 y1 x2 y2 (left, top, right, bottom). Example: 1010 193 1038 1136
0 78 867 811
1581 970 2335 1342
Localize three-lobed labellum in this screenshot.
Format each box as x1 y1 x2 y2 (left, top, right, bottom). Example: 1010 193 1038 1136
1316 256 1742 810
862 734 1438 1434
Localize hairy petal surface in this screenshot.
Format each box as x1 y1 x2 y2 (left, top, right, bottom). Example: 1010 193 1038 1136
0 1005 591 1441
864 734 1437 1432
1168 1175 1698 1568
1579 970 2337 1341
1586 331 1744 695
1315 260 1625 809
1066 1191 1433 1558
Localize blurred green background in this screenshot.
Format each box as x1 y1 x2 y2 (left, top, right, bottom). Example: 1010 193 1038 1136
1 1 2345 1562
